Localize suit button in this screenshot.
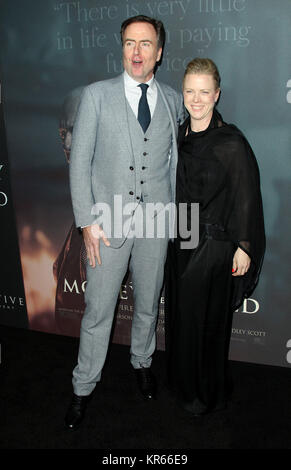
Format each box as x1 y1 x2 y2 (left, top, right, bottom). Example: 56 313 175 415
142 166 146 170
141 181 144 184
143 152 147 156
136 196 140 200
144 138 148 142
129 166 134 170
129 191 134 195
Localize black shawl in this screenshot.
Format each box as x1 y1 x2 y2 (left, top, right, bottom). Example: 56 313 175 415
177 109 266 311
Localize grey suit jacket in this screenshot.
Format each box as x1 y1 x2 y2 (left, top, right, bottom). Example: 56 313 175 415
69 73 185 245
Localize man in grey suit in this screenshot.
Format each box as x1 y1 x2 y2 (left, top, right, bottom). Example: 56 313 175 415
65 15 184 430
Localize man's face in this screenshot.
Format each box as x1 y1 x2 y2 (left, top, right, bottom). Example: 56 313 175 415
122 22 162 83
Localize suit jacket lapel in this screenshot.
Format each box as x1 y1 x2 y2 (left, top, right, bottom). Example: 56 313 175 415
155 80 178 139
109 75 133 157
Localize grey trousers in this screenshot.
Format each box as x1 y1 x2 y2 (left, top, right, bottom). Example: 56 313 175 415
72 227 169 396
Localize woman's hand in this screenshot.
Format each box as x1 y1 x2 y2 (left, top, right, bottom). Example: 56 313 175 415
232 247 251 276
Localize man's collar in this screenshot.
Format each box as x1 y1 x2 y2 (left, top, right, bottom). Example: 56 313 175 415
123 70 155 89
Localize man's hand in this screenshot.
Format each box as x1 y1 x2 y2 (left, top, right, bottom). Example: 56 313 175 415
232 247 251 276
82 224 110 267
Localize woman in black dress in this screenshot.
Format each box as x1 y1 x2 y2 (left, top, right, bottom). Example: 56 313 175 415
166 58 265 415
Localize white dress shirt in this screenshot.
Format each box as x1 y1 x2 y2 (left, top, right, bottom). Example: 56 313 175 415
123 70 158 118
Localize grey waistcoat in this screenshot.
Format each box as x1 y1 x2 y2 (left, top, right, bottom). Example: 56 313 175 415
126 91 173 205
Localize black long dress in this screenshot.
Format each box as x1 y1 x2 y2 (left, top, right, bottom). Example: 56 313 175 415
165 109 265 415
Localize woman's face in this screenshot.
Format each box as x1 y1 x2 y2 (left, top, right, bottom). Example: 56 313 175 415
183 73 220 131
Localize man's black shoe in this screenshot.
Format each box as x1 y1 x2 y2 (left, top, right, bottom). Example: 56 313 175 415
135 367 156 400
64 393 91 430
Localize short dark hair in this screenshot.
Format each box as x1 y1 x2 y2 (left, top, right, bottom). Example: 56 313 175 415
120 15 166 50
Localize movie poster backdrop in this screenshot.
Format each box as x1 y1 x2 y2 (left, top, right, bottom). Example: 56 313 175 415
0 80 28 328
0 0 291 367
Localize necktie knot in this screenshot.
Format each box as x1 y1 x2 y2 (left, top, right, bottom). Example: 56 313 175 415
139 83 149 94
138 83 151 133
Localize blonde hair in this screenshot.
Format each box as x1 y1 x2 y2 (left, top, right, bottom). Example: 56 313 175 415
184 58 221 90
